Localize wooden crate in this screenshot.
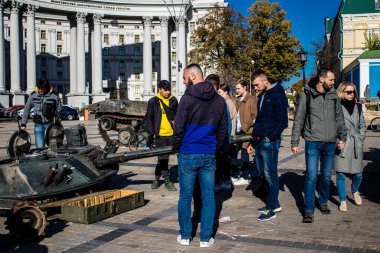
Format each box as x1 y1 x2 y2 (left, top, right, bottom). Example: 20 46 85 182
49 189 144 224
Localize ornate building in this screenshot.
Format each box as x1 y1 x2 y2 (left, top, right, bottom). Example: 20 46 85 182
0 0 227 108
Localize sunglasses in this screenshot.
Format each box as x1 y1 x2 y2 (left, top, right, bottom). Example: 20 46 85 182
344 90 355 95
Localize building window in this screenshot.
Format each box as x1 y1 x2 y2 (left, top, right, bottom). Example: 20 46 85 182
24 29 27 38
152 47 156 56
41 57 47 67
119 25 124 29
152 60 156 69
171 52 177 62
24 43 27 49
57 45 62 54
104 34 109 43
376 0 380 10
57 72 63 80
135 25 140 29
134 60 141 69
57 31 62 40
104 60 110 68
134 85 141 94
134 35 140 43
119 47 125 56
172 37 176 49
41 20 45 24
151 35 155 42
57 58 63 67
135 73 140 81
119 60 125 69
57 22 61 26
104 25 109 28
103 48 109 55
134 47 140 56
41 44 46 52
119 34 125 44
152 72 156 80
190 22 196 33
41 30 46 40
103 72 110 80
41 71 47 78
119 72 125 81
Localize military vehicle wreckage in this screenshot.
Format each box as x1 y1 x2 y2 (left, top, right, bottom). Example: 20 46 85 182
0 121 173 241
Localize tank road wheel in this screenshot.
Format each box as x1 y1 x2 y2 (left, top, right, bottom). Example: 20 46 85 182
100 117 115 131
118 128 134 145
370 117 380 132
5 202 47 242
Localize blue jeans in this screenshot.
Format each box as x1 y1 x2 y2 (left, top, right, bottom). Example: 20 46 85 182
304 141 336 213
177 153 216 242
336 172 363 201
34 123 50 148
254 139 280 211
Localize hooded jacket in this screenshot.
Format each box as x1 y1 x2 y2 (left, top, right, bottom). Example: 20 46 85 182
173 82 228 154
253 83 288 140
291 82 346 147
21 86 61 126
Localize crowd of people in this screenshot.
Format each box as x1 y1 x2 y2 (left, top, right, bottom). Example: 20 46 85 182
141 64 366 248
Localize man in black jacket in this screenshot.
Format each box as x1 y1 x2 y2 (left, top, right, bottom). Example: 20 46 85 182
145 80 178 191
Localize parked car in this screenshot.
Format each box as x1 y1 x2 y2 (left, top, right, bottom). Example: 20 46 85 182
3 105 24 118
59 105 79 120
17 107 35 119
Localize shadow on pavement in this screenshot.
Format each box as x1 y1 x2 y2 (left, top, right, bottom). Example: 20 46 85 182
280 172 305 215
361 147 380 204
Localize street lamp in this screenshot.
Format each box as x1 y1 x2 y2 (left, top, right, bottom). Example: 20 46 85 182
249 59 255 95
297 49 308 87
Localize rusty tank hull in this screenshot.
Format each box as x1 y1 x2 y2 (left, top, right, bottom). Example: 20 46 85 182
88 99 149 148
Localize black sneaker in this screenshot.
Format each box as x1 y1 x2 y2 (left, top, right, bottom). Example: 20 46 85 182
151 179 159 189
165 180 177 191
320 204 331 214
302 212 314 223
258 210 276 221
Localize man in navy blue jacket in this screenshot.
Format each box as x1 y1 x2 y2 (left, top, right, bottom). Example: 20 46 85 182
173 64 228 248
247 70 288 221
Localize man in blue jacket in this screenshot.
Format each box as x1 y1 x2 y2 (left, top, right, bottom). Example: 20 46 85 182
173 64 228 248
247 70 288 221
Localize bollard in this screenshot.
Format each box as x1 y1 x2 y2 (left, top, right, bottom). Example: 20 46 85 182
84 107 89 121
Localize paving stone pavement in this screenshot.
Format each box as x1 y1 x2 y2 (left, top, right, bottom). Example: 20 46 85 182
0 119 379 253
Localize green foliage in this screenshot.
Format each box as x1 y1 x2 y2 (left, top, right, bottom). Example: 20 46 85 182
364 32 380 50
286 94 294 102
291 79 304 94
366 103 377 111
189 1 301 84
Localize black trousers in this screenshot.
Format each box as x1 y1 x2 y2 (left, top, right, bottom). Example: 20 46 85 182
154 136 172 180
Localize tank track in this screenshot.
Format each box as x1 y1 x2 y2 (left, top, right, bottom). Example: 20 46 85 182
97 115 142 147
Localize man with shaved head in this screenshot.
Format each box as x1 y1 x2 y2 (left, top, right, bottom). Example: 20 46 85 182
173 63 228 248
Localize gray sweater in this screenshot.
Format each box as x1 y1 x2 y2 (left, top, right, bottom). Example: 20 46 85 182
291 85 346 147
21 88 61 126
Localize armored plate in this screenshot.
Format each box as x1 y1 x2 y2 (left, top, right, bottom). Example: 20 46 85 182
88 99 147 117
45 121 65 149
7 130 32 159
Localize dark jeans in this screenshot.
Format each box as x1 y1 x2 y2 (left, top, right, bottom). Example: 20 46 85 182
254 138 281 211
154 136 172 180
215 151 230 184
34 123 50 148
304 141 336 213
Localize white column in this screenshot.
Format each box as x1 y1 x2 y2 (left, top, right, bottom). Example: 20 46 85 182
76 12 86 94
92 14 103 95
10 1 21 93
36 28 40 52
69 18 77 94
63 31 69 54
50 29 56 54
26 4 38 93
178 17 187 95
160 17 169 82
0 1 5 91
143 17 153 98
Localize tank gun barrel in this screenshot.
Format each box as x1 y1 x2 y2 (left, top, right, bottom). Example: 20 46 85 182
230 134 252 144
95 146 173 167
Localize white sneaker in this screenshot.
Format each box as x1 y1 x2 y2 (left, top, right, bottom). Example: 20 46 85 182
339 201 348 212
177 235 190 246
200 238 214 248
353 192 362 206
233 178 249 186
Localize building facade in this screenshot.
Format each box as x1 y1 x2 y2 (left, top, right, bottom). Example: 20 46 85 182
0 0 226 108
322 0 380 98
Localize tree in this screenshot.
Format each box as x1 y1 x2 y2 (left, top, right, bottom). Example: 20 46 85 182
246 1 301 83
364 32 380 50
189 5 249 83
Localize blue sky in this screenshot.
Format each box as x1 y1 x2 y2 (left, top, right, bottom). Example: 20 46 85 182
227 0 342 87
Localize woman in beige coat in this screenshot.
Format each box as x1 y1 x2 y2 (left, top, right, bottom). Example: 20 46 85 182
335 82 366 212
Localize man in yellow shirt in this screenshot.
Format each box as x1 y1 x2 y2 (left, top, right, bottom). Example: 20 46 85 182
145 80 178 191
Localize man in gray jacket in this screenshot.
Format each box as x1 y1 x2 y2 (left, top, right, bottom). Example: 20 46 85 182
21 79 61 148
291 68 346 223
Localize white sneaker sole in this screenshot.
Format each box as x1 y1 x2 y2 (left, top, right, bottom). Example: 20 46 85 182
177 235 190 246
200 238 214 248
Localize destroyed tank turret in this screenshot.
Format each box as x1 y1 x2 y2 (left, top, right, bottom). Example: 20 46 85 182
87 99 149 148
